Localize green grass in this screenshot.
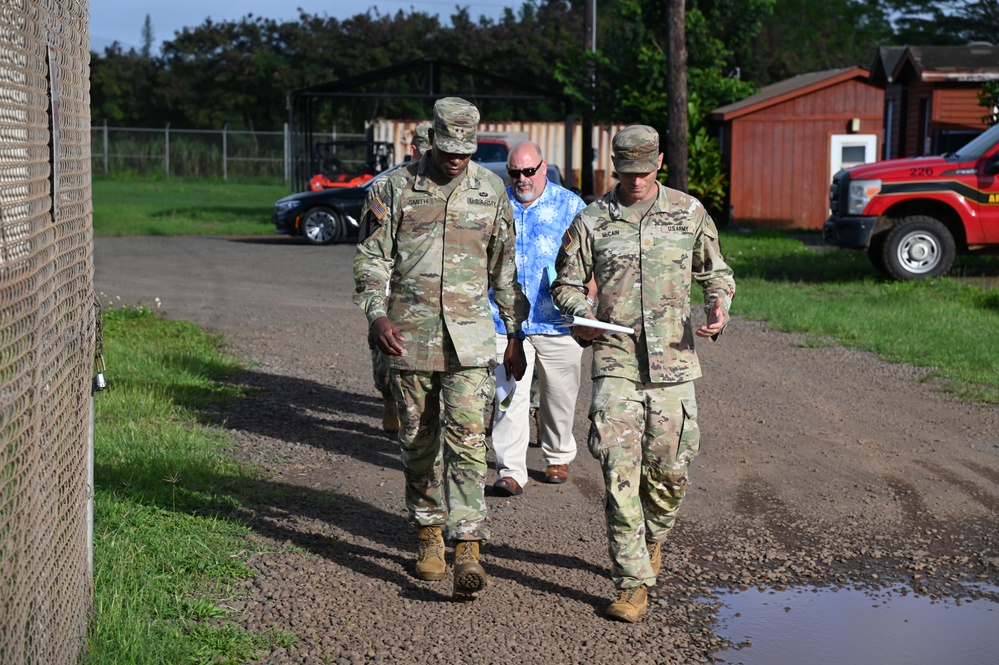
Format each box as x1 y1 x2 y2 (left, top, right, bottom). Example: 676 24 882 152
92 178 289 237
86 304 293 664
721 230 999 403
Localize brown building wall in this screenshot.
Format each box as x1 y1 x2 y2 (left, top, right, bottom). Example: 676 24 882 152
725 79 883 229
933 85 991 129
899 84 991 156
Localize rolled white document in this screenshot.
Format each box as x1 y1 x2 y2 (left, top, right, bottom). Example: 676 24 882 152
561 315 634 335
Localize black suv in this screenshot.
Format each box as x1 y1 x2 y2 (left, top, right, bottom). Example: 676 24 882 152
273 157 562 245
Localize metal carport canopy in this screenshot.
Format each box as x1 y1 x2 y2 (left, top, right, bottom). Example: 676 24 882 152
287 57 577 192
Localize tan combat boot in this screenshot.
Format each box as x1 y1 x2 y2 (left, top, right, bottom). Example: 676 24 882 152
415 526 445 581
452 540 487 600
647 540 662 578
382 399 401 434
606 585 648 623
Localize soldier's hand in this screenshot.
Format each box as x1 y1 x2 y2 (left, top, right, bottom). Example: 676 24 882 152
503 338 528 381
574 313 604 341
696 300 727 339
371 316 406 356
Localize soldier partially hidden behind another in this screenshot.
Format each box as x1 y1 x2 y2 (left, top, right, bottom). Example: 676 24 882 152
353 97 528 601
552 125 736 622
367 121 433 434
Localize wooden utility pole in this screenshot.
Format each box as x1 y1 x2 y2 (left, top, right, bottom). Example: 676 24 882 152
582 0 596 197
665 0 688 191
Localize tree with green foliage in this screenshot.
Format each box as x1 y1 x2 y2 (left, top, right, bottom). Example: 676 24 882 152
140 15 155 59
448 1 584 120
979 81 999 126
158 16 295 131
873 0 999 45
553 0 766 207
91 3 583 131
961 0 999 43
90 44 166 125
741 0 893 86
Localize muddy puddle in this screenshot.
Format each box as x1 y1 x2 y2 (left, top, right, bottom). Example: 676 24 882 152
710 583 999 664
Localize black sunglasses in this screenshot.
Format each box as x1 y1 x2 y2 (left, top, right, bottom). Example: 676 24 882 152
507 161 543 178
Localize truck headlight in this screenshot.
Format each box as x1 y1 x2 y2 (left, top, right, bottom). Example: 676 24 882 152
847 179 881 215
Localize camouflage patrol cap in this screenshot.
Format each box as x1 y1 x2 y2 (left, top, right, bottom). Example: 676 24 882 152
432 97 479 154
612 125 661 173
411 122 432 155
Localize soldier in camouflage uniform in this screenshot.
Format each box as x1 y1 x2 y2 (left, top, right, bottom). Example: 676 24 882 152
353 98 529 601
410 122 432 160
368 121 434 434
551 125 736 622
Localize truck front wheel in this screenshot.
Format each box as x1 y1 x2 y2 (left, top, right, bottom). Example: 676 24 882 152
867 234 889 277
876 216 956 280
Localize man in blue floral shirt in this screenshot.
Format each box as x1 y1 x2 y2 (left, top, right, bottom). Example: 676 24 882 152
489 142 589 495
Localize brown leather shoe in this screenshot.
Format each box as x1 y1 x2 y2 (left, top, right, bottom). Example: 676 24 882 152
493 476 523 496
544 464 568 484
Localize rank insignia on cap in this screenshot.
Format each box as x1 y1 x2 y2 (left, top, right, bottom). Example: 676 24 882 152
369 197 387 219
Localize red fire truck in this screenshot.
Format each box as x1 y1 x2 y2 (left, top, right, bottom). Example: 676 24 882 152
824 124 999 280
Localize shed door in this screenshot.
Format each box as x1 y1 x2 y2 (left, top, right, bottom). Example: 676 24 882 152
830 134 878 183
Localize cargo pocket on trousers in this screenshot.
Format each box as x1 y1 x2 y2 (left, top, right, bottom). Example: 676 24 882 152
587 381 612 458
649 397 699 498
645 458 688 500
677 397 700 463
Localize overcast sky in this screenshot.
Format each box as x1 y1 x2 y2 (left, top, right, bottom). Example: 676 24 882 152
89 1 524 52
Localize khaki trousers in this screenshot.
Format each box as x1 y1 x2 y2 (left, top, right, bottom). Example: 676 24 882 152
491 334 582 486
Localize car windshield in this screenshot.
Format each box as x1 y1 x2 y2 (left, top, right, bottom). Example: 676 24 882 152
472 142 508 162
950 123 999 161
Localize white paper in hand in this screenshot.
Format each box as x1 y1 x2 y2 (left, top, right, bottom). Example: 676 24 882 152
494 364 517 411
561 314 634 335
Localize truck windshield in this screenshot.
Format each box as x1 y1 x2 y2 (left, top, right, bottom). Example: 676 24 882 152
951 123 999 161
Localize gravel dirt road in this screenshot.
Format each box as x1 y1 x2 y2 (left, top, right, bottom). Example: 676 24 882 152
94 235 999 664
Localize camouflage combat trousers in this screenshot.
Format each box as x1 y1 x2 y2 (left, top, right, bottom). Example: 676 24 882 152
368 327 393 400
371 347 393 399
392 367 493 542
588 377 700 589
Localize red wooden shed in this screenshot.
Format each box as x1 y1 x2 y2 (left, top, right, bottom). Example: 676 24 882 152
709 68 884 230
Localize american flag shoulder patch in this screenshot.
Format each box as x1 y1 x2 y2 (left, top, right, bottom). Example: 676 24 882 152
369 197 387 219
561 228 579 253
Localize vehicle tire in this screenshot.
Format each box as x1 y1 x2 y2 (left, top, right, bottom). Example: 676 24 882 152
866 233 889 277
878 216 956 280
301 207 342 245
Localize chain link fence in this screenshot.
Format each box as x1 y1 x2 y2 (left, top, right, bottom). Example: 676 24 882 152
91 123 366 183
1 1 94 662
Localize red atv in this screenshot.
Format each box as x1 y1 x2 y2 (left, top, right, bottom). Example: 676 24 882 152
308 171 376 191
